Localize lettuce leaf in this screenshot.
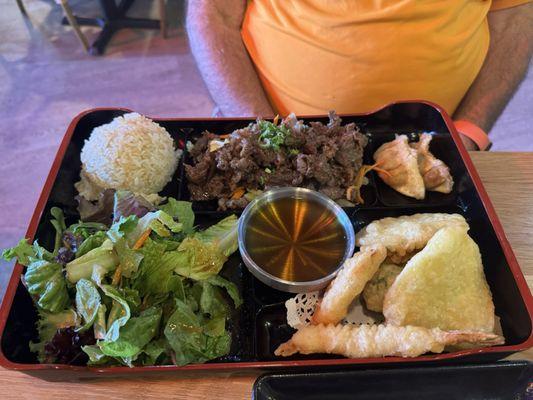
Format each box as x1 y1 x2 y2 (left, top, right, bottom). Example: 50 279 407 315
93 303 107 340
82 344 110 365
2 238 54 266
65 239 119 283
207 276 242 308
107 215 139 241
50 207 66 256
100 306 162 358
76 230 107 258
194 215 238 257
139 338 168 365
130 211 182 244
25 260 70 313
198 281 228 319
114 238 144 279
106 216 143 278
69 221 109 239
154 216 240 282
75 279 101 332
101 285 131 342
159 199 195 234
1 238 34 266
170 237 226 281
164 299 230 366
134 238 183 297
30 308 80 361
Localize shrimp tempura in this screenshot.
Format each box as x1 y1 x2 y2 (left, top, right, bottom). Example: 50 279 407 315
355 213 468 263
312 244 386 325
275 324 504 358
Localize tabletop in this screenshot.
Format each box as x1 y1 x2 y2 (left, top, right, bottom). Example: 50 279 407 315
0 152 531 399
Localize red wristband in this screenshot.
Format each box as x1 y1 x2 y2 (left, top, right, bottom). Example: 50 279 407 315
453 120 492 151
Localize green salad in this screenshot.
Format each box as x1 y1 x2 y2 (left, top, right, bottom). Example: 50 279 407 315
2 192 241 367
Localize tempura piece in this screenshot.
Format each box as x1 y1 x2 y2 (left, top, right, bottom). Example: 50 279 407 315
362 263 403 313
373 135 425 199
383 227 495 333
410 133 453 193
275 324 503 358
355 213 469 263
312 244 387 325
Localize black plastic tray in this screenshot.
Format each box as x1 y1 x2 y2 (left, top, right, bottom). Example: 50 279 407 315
253 361 533 400
0 102 531 378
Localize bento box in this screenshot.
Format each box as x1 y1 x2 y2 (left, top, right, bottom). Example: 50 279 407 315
0 101 531 380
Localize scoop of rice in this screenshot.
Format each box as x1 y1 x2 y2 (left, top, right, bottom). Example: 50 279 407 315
76 113 181 200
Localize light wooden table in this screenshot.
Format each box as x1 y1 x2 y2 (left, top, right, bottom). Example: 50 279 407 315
0 152 531 399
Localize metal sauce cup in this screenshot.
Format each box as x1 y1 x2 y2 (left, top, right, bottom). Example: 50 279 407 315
238 187 355 293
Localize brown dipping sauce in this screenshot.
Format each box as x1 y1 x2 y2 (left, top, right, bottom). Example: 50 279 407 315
244 196 347 282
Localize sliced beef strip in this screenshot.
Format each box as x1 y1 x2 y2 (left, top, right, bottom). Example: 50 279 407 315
185 113 367 208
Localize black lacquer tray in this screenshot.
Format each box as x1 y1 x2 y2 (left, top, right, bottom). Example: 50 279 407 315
0 101 531 380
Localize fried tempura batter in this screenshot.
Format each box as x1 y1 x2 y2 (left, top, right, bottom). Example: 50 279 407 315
410 133 454 193
312 244 387 325
274 324 504 358
373 135 425 199
362 263 403 313
383 226 496 333
355 213 468 262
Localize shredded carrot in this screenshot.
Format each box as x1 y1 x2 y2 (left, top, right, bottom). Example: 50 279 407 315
346 163 391 204
273 114 280 125
218 134 231 139
110 229 152 287
231 187 246 200
133 228 152 250
111 265 122 286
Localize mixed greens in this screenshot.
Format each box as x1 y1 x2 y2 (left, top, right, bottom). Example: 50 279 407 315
2 192 241 367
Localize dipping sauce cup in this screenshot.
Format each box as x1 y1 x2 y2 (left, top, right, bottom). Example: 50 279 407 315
238 187 355 293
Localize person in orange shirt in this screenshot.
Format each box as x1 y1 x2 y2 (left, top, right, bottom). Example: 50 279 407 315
187 1 533 150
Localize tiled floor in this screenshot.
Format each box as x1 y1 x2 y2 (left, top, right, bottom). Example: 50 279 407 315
0 0 531 299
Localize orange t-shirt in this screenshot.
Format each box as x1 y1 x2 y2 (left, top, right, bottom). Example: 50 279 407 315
241 0 530 115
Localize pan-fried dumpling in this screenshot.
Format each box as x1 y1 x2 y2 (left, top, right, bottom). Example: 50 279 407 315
410 133 453 193
373 135 425 200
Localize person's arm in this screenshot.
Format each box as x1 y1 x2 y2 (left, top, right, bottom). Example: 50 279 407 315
453 3 533 150
186 0 274 117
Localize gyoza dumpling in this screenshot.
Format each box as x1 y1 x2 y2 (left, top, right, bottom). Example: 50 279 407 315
373 135 425 199
411 133 453 193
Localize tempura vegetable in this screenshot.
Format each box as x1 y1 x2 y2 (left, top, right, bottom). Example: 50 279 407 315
362 263 403 313
383 227 495 333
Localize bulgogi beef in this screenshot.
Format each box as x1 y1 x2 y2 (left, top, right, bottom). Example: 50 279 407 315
185 112 368 210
